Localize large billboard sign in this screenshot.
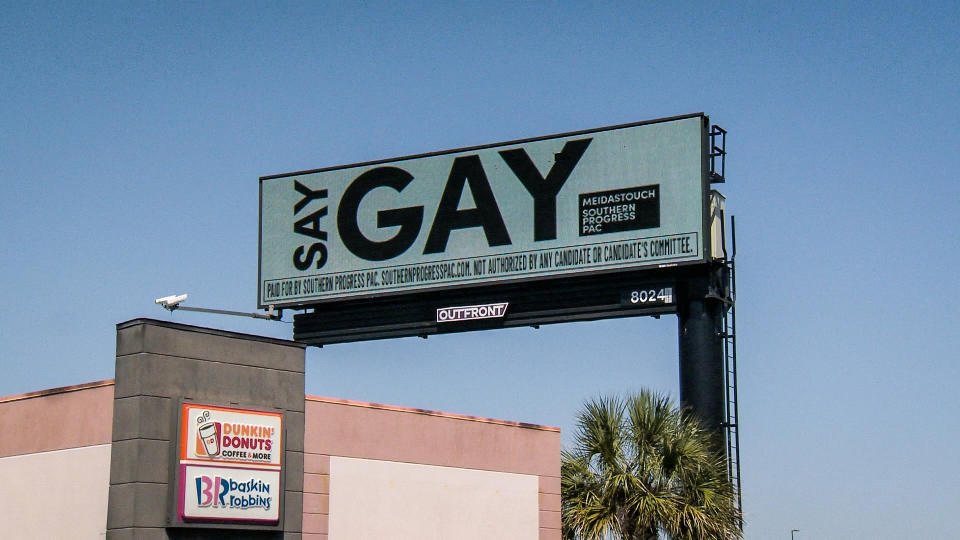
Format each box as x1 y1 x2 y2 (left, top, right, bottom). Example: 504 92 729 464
260 114 709 308
176 404 283 525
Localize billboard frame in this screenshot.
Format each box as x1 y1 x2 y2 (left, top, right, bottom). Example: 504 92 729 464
258 112 713 310
291 264 702 346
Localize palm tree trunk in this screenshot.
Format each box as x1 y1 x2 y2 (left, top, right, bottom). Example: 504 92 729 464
636 526 658 540
622 522 658 540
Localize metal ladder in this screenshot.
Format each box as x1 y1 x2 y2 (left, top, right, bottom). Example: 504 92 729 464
710 123 742 526
722 216 742 527
710 125 727 183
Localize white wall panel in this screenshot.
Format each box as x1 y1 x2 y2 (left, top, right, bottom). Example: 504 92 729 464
329 456 539 540
0 444 111 539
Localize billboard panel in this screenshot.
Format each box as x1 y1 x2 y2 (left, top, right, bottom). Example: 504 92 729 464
260 114 708 308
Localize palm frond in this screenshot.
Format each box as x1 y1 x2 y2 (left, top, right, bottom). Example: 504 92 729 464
563 390 742 540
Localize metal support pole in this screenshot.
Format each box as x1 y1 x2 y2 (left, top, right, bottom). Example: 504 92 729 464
170 305 281 320
677 265 727 439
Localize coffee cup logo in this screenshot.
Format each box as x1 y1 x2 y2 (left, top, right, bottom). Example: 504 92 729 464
196 414 221 457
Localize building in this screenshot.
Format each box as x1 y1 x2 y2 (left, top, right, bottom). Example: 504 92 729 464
0 319 560 539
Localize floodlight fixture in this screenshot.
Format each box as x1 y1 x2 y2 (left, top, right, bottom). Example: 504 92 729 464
155 294 189 310
154 293 281 321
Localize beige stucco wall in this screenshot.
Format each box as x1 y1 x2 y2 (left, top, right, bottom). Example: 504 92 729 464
329 456 539 540
302 396 561 540
0 444 112 539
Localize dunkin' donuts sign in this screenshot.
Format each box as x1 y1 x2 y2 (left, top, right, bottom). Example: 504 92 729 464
178 404 283 524
181 404 282 465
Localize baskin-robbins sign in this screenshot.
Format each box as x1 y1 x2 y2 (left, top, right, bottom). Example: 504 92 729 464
178 464 280 523
177 404 283 524
259 114 708 308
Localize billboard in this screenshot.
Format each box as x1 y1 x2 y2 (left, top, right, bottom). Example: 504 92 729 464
260 114 709 308
176 404 283 524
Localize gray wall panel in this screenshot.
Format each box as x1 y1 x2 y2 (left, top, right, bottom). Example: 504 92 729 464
284 450 304 492
108 319 306 539
115 353 305 409
117 319 303 371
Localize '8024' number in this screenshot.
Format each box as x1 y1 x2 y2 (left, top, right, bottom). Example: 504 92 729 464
627 287 674 305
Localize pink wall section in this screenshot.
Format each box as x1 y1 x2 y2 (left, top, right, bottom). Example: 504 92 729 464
0 380 114 457
302 396 561 540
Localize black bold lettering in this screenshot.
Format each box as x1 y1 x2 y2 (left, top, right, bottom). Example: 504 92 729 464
337 167 423 261
499 138 592 241
293 206 328 241
293 181 327 214
293 243 327 270
292 180 329 269
423 155 510 254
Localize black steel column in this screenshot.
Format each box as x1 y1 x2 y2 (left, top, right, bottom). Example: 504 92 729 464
677 266 727 439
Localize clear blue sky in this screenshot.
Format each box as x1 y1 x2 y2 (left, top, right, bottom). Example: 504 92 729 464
2 2 957 538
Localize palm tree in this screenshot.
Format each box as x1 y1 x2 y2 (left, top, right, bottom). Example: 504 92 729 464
561 391 742 540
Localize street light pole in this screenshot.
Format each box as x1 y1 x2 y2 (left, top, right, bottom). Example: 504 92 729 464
791 529 799 540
